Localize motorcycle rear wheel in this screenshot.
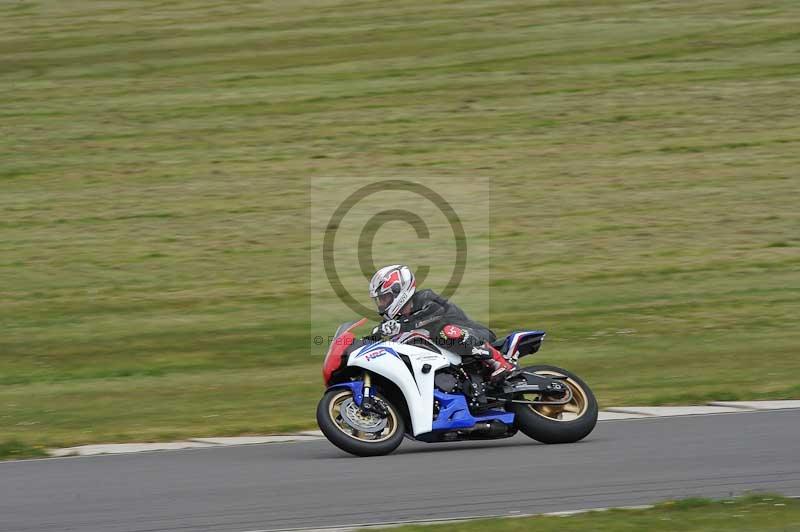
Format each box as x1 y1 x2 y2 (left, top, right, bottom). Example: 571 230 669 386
511 364 598 444
316 388 405 457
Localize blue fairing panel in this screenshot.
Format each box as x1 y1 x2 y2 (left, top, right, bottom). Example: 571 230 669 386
431 390 515 431
326 381 365 406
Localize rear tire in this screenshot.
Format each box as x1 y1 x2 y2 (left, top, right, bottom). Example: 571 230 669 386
316 388 405 457
511 364 598 444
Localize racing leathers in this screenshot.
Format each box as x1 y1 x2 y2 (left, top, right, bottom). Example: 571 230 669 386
370 289 515 382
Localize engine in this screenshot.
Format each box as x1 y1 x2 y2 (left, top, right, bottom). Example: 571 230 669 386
434 370 460 394
434 367 489 411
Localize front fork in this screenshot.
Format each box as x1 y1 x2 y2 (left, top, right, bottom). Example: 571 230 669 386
363 371 372 398
360 371 386 415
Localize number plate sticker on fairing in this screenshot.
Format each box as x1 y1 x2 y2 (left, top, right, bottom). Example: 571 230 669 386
356 346 400 362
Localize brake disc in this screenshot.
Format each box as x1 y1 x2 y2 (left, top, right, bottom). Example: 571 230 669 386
339 398 388 432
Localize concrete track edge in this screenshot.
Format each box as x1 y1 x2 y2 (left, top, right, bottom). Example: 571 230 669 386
44 400 800 458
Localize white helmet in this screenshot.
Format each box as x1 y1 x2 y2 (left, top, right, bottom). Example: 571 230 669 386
369 265 416 319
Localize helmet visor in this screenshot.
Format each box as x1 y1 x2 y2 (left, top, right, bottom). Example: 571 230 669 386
374 292 395 315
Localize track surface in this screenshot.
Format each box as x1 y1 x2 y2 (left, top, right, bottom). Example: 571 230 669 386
2 410 799 532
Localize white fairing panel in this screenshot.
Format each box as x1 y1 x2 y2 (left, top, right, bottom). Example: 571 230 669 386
348 342 460 435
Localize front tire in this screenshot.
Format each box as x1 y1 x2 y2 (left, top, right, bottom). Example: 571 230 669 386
511 365 598 444
316 388 405 457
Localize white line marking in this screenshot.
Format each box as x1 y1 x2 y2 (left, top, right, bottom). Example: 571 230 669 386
239 498 800 532
605 406 747 416
241 504 657 532
1 401 796 464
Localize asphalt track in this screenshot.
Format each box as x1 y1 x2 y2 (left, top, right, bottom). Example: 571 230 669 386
2 410 799 532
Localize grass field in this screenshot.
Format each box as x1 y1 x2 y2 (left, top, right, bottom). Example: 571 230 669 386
1 0 799 454
368 494 800 532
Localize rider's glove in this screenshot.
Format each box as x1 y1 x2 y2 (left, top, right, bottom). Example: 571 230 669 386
380 319 401 337
362 327 381 342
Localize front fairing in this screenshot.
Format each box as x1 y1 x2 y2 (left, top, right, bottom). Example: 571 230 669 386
350 339 462 366
347 340 458 436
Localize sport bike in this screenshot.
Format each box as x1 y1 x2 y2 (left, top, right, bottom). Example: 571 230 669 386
317 318 598 456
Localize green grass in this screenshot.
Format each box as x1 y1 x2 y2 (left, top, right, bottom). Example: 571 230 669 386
0 439 48 461
1 0 799 452
366 494 800 532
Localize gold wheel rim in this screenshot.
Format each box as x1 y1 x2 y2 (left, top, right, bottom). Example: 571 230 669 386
524 370 588 422
328 390 398 442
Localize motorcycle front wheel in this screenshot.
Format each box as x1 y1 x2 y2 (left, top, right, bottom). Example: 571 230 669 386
510 364 598 444
316 388 405 456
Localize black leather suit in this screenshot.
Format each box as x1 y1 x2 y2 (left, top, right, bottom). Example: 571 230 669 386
384 289 496 356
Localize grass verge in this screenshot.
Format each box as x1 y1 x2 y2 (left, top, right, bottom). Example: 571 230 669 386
366 494 800 532
1 0 799 452
0 439 48 461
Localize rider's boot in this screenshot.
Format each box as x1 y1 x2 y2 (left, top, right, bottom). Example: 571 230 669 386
472 342 516 383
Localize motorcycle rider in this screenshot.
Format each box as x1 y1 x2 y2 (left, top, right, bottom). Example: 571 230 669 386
367 264 515 383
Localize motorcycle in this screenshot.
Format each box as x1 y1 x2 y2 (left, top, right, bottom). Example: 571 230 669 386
317 318 598 456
